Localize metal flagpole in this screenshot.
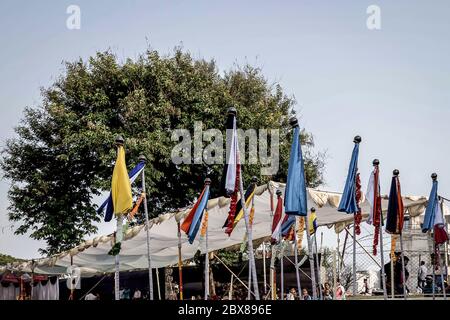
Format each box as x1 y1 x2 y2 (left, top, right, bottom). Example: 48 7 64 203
306 209 317 299
379 215 387 300
314 231 323 299
431 234 436 300
280 240 284 300
352 218 357 297
263 242 267 295
139 155 154 300
156 268 161 300
115 215 123 300
177 221 184 300
437 243 447 300
204 178 211 300
372 159 387 300
204 212 209 300
228 108 259 300
113 136 125 301
390 237 395 298
293 217 302 298
237 167 260 299
399 233 407 300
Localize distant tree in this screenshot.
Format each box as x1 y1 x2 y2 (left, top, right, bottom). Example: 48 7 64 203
1 47 325 256
0 253 24 266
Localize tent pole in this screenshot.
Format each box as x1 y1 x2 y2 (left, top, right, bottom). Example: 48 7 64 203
229 274 234 299
140 157 154 300
399 233 407 300
340 231 349 271
379 214 387 300
280 241 285 300
213 253 255 297
332 250 337 293
306 210 317 299
270 244 276 300
293 218 302 298
177 222 184 300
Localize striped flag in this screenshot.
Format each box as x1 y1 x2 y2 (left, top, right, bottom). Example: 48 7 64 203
366 163 382 255
422 176 448 244
385 173 404 234
181 183 210 244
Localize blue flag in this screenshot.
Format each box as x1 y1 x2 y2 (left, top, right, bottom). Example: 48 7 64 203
284 126 308 216
338 143 359 214
281 214 296 236
422 179 438 233
98 160 146 222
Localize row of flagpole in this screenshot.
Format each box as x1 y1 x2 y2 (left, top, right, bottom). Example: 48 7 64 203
103 110 449 301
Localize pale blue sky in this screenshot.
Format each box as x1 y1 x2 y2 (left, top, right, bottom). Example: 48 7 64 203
1 0 450 258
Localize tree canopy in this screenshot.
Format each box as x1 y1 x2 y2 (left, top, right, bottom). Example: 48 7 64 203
1 48 325 256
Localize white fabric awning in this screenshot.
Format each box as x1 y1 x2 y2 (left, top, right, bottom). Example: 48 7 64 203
6 181 430 276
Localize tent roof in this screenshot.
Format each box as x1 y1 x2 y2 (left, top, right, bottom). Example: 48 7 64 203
2 181 431 276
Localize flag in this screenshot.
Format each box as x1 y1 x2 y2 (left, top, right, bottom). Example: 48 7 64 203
222 182 256 235
281 215 296 238
284 124 308 216
422 176 448 244
338 137 363 235
181 183 210 244
366 163 382 255
385 173 404 234
98 160 145 222
271 192 283 243
220 109 241 236
111 145 133 215
308 209 318 235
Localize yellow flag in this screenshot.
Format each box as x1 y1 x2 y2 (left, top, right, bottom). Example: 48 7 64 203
308 211 317 235
111 145 132 215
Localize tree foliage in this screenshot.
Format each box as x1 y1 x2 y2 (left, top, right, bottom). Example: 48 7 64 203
1 48 325 255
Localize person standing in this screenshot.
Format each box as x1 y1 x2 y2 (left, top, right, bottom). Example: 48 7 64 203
418 261 427 291
335 280 346 300
286 288 297 300
302 288 312 300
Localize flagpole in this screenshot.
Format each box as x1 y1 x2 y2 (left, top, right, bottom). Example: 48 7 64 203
306 210 317 299
379 215 387 300
438 199 447 300
372 159 388 300
204 178 211 300
399 232 407 300
293 217 302 298
177 221 184 300
263 242 267 295
431 233 436 300
138 155 154 300
280 240 284 300
231 108 260 300
114 136 125 301
314 229 323 299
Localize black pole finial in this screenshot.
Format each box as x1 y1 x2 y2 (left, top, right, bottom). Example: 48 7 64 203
276 189 282 197
205 177 211 185
373 159 380 166
252 176 258 184
138 154 146 163
115 135 124 146
227 107 237 116
431 173 437 181
289 116 299 128
354 135 362 144
393 169 400 176
311 207 316 212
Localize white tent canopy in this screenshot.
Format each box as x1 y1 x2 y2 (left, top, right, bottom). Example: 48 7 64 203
4 181 430 276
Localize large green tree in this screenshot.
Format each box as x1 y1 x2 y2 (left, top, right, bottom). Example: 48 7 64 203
1 48 325 255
